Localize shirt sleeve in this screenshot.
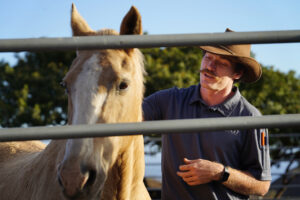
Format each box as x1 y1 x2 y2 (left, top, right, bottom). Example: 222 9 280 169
142 88 172 121
240 128 272 181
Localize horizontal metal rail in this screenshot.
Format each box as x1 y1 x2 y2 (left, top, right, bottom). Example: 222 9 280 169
0 114 300 142
0 30 300 52
145 134 300 140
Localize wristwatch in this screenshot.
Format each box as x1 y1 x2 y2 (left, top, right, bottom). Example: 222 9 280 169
219 165 230 182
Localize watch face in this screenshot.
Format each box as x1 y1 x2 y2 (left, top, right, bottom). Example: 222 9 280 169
221 166 230 182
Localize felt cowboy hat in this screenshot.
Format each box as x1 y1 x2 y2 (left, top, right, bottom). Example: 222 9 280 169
199 28 262 83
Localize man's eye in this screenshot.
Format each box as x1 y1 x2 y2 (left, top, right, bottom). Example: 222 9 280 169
205 56 213 61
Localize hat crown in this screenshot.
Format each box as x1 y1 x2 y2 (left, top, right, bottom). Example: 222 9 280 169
223 28 251 57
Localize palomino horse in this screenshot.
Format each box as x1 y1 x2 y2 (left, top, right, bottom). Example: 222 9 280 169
0 4 150 200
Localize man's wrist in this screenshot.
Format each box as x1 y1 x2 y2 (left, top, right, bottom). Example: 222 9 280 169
213 162 225 181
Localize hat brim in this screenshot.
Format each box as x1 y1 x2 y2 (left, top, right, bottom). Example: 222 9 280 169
200 46 262 83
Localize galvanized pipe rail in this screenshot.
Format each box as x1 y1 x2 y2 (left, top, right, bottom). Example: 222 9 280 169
0 30 300 52
0 114 300 142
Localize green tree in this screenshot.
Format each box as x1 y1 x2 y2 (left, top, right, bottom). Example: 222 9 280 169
239 67 300 115
142 47 203 97
0 52 75 127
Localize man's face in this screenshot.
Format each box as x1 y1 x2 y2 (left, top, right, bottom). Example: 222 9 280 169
200 52 241 91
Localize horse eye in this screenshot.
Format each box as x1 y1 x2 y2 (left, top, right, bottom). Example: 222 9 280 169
60 81 69 94
60 81 66 88
119 81 128 90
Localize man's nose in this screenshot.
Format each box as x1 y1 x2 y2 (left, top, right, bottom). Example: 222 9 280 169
205 60 217 71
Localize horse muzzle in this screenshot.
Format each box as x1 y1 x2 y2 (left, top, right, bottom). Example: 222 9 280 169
57 162 97 199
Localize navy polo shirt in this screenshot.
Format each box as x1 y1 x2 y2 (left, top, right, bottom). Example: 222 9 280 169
143 84 271 200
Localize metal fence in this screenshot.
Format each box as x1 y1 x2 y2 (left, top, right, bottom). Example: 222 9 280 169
0 114 300 141
0 30 300 52
1 29 300 199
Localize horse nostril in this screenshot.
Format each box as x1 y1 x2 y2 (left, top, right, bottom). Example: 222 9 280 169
86 169 96 187
81 165 97 188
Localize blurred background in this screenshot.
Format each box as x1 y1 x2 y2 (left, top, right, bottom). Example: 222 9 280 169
1 1 300 199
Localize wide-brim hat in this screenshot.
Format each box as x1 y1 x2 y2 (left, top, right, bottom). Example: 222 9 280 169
199 28 262 83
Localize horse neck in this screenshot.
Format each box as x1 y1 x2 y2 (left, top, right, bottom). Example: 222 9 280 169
28 140 67 197
0 140 66 199
100 135 147 199
24 140 66 184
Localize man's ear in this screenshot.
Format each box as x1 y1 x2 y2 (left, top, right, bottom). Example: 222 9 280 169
233 70 244 81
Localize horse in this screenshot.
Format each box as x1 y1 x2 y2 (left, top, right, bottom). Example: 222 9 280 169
0 4 151 200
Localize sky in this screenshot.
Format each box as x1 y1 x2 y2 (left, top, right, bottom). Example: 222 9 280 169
1 0 300 76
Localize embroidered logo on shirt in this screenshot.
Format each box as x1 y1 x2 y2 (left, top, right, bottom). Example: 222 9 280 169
225 129 240 136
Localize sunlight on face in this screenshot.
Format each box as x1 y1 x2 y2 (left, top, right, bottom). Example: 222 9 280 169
200 52 239 92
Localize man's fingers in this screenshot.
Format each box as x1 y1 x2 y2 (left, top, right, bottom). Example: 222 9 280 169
183 175 198 182
177 170 193 178
180 158 202 171
177 172 205 185
179 164 191 171
178 158 219 186
177 171 198 183
183 158 191 163
184 157 201 164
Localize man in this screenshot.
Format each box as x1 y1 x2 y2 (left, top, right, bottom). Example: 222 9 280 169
143 29 271 199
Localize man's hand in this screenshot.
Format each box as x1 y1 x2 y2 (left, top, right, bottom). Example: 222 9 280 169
176 158 271 196
176 158 224 185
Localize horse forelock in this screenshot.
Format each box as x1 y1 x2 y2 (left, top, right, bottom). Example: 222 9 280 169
79 29 119 36
95 29 119 36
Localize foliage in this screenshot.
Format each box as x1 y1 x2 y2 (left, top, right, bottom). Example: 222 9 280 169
142 47 203 97
239 67 300 115
0 52 75 127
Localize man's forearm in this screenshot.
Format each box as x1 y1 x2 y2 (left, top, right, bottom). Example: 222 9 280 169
223 167 270 196
177 158 271 196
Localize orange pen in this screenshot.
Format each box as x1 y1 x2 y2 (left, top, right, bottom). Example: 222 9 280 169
261 131 265 146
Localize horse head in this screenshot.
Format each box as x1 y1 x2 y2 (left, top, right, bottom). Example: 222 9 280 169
57 4 145 199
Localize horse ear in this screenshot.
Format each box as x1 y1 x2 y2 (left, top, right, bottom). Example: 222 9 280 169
71 3 94 36
120 6 142 35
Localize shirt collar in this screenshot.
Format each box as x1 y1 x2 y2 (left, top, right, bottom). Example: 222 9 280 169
189 84 202 105
189 84 241 117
